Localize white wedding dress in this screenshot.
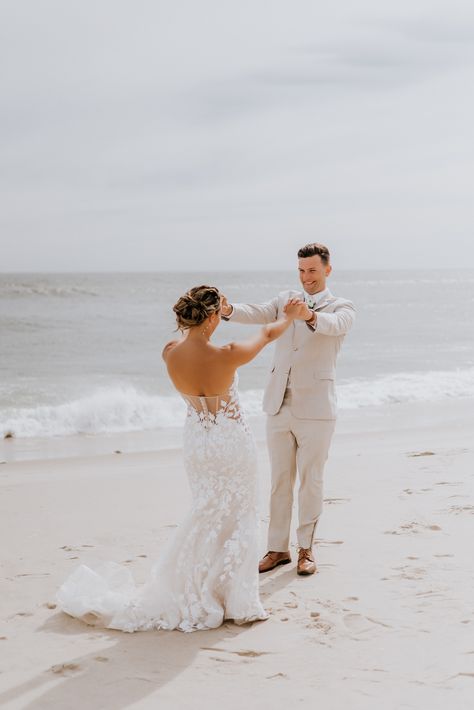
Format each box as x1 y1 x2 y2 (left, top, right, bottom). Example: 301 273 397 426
56 374 268 632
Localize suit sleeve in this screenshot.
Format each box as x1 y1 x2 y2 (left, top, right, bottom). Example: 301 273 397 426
225 297 279 325
312 300 355 336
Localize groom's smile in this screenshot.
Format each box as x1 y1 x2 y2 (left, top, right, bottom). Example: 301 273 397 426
298 254 332 295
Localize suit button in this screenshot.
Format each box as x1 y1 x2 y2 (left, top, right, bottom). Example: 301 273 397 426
293 347 298 351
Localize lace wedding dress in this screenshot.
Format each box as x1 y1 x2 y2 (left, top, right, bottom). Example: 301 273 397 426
56 374 268 632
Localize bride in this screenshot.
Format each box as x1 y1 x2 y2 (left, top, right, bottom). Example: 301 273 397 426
56 285 299 632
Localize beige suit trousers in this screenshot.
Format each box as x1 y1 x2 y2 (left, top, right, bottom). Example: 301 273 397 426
266 389 336 551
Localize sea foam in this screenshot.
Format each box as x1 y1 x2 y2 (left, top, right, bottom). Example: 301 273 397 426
1 367 474 439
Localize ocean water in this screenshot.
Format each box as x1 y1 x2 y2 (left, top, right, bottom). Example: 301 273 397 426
1 270 474 440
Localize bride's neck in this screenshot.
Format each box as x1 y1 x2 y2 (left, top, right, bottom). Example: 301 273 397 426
185 328 211 343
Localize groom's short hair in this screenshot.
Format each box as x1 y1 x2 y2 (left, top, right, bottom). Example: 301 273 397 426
297 243 330 265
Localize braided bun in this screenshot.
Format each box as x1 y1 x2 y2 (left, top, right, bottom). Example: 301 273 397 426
173 285 221 331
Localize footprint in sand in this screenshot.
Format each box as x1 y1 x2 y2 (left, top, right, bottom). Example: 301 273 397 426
229 650 270 658
391 565 426 580
305 612 333 634
433 553 454 558
343 613 392 634
415 589 446 599
49 663 82 676
435 481 463 487
311 620 333 633
201 647 270 658
16 572 50 578
401 488 433 496
447 505 474 515
385 521 442 535
323 498 351 505
407 451 435 457
343 613 374 634
315 538 344 546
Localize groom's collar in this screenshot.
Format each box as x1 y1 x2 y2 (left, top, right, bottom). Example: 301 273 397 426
309 287 330 305
301 287 331 308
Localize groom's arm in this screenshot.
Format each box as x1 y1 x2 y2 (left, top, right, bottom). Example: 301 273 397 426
222 297 279 325
311 300 355 336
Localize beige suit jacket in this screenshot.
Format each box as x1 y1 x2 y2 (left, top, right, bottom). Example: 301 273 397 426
228 289 355 420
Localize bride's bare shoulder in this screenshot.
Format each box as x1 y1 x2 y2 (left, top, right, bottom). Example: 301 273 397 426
218 342 238 355
161 339 180 361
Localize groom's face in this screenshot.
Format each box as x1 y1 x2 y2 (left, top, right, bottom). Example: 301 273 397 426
298 255 332 295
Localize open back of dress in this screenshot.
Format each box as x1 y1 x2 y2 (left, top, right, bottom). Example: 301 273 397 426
55 371 267 632
179 374 242 426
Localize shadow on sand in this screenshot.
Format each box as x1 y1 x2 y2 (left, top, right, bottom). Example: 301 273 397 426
0 566 294 710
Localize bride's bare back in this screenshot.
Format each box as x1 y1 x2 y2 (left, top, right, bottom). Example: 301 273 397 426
163 296 301 398
163 337 237 397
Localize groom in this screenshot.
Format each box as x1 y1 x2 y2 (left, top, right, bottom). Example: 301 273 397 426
221 243 355 576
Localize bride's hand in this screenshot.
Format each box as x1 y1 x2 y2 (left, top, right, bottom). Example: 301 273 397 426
220 294 232 317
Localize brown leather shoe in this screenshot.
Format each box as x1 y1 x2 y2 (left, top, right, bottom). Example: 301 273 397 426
297 547 316 576
258 551 291 573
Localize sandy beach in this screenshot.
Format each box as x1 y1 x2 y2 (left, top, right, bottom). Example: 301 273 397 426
1 398 473 710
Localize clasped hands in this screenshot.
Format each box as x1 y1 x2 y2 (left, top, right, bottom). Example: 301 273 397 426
283 298 314 322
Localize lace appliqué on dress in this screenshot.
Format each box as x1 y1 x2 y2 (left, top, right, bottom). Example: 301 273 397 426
56 374 268 632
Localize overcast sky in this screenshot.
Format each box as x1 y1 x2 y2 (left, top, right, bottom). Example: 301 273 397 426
1 0 474 271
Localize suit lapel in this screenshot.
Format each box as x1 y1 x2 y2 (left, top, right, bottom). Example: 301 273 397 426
314 297 333 311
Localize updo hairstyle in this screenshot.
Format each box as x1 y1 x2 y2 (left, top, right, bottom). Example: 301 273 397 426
173 285 221 331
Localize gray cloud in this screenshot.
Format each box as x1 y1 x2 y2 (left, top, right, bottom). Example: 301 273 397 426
1 0 474 270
